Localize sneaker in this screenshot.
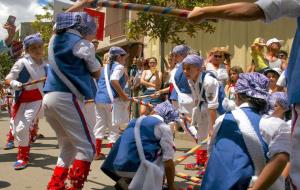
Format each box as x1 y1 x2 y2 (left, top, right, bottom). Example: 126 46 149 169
3 141 15 150
14 160 28 170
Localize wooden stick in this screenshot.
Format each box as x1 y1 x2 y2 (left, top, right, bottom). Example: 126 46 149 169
175 172 201 184
22 77 47 87
96 1 191 18
174 138 208 166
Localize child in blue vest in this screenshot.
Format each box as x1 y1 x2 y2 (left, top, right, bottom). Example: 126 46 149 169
5 33 47 170
93 46 130 160
201 73 290 190
181 54 219 170
101 100 178 190
43 12 101 190
169 45 193 114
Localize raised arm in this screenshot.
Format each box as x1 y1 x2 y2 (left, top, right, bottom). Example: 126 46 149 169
188 2 265 23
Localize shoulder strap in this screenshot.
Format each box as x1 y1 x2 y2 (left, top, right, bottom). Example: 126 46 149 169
104 64 114 103
134 116 147 162
48 35 84 101
231 108 266 176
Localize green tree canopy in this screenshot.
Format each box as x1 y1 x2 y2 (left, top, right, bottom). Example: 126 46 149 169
31 4 54 44
125 0 216 71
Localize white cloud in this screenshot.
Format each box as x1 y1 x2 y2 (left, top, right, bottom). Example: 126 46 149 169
0 0 48 40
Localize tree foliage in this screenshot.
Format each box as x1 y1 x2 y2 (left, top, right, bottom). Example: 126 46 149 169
31 4 54 44
0 53 14 80
126 0 216 44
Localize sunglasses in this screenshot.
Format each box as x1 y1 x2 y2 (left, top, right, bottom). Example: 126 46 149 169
214 55 223 58
278 54 287 59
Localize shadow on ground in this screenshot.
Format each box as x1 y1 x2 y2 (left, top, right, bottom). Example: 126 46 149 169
0 181 11 189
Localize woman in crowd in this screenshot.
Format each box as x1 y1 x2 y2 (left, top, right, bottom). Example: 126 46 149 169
140 57 162 115
225 66 244 101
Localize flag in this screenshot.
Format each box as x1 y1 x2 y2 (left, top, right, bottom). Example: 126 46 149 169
84 8 105 41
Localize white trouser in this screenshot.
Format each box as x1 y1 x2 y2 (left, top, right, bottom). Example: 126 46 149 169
43 92 95 167
12 100 42 146
290 104 300 189
84 102 97 127
94 103 119 143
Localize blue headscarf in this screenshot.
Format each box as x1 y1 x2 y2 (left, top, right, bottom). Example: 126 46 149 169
236 72 270 101
23 33 43 49
55 12 96 36
154 100 180 124
172 45 190 56
182 54 204 68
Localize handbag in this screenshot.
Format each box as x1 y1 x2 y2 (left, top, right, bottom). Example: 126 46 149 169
140 73 155 94
129 116 164 190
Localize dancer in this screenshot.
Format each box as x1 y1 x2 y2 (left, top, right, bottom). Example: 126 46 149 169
5 33 47 170
43 12 101 190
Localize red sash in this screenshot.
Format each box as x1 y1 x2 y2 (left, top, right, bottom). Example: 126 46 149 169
169 83 174 94
12 89 42 119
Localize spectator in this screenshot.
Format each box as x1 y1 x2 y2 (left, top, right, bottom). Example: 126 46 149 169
140 57 162 115
205 47 229 85
266 38 283 69
225 66 244 101
264 68 282 94
247 37 268 73
0 23 16 54
278 50 289 70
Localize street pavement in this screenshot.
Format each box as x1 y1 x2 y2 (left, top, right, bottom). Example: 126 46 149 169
0 110 200 190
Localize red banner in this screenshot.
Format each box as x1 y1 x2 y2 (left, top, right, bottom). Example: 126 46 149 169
84 8 105 41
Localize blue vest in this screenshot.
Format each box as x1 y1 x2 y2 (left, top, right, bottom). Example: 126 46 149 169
95 62 126 104
43 32 95 99
169 63 192 101
286 17 300 104
101 116 162 180
201 107 268 190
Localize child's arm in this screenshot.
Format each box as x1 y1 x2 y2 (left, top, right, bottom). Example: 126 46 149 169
66 0 95 12
249 153 289 190
164 159 176 190
5 59 24 89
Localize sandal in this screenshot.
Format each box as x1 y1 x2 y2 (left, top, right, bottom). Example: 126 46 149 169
184 163 201 170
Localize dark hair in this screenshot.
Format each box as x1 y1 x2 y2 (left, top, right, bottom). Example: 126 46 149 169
238 93 268 112
278 50 288 58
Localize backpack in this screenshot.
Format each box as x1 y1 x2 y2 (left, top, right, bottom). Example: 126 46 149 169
200 71 226 115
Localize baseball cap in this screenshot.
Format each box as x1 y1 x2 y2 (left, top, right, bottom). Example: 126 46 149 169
266 38 283 46
263 67 282 77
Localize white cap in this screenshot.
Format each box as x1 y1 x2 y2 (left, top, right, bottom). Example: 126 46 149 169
266 38 284 46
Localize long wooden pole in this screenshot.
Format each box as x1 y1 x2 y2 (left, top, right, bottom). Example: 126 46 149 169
96 1 191 18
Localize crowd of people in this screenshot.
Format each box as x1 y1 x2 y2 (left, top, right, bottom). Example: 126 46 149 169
0 0 299 190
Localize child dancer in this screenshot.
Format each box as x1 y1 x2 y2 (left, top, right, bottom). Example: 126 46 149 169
43 12 101 190
5 33 47 170
93 47 129 160
101 100 178 190
182 54 220 170
201 73 290 190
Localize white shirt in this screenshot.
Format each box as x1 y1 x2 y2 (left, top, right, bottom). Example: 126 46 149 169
188 72 219 110
6 55 47 91
277 70 287 87
110 62 125 81
68 29 101 73
255 0 300 22
151 115 176 161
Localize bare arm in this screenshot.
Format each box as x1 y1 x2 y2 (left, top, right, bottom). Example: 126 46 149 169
140 70 156 88
66 0 93 12
208 109 217 136
249 153 289 190
188 2 265 23
164 159 176 190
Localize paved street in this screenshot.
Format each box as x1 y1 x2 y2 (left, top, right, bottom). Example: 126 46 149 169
0 111 199 190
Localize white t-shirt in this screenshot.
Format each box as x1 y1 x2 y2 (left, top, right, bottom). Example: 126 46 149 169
255 0 300 22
